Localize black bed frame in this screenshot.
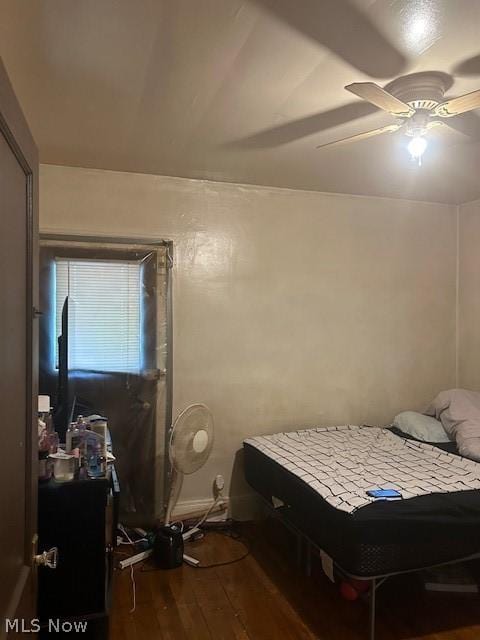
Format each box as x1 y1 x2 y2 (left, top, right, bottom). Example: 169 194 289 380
262 496 480 640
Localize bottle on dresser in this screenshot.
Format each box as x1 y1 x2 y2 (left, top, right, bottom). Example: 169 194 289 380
38 395 59 481
66 415 107 478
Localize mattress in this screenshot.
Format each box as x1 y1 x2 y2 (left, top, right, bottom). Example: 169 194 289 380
244 426 480 577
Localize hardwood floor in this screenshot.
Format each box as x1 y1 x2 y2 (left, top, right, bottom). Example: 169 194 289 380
110 520 480 639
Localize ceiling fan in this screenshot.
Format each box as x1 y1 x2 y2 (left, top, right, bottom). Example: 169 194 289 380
228 2 480 161
317 77 480 164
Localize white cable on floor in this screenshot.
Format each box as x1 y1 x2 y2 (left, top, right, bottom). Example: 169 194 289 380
119 524 138 614
129 564 136 614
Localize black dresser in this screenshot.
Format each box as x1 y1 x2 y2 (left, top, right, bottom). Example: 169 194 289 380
37 467 119 638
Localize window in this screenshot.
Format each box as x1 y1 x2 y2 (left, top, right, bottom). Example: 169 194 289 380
55 258 142 373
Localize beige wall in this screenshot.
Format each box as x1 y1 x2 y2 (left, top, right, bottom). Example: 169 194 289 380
40 164 457 514
459 199 480 390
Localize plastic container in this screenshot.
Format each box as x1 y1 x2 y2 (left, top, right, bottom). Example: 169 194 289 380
50 452 75 482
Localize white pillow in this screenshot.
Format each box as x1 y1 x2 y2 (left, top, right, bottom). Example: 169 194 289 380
393 411 451 443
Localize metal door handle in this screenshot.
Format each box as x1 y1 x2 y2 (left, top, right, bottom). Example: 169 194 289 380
34 547 58 569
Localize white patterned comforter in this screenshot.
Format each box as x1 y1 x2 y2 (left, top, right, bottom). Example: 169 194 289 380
244 425 480 514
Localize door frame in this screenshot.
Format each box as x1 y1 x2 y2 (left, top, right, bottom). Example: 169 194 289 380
0 58 38 635
39 234 174 521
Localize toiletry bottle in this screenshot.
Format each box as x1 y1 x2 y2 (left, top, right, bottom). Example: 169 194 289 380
89 417 108 461
66 421 78 454
38 420 51 482
85 431 105 478
76 416 88 461
38 404 55 481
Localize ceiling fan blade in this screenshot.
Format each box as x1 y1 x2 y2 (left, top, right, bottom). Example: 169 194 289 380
425 119 479 149
254 0 406 79
316 123 401 149
346 82 414 117
437 112 480 140
434 89 480 117
225 101 378 149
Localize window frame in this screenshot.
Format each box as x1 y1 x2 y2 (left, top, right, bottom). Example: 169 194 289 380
54 255 143 374
40 243 159 376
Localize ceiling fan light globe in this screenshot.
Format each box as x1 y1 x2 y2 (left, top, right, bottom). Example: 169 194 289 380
407 136 427 160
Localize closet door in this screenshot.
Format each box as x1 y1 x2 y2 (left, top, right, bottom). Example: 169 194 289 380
0 58 38 635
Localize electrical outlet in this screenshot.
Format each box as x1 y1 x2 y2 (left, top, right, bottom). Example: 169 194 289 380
214 474 225 492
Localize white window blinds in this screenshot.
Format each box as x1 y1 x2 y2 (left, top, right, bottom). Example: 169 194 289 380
55 258 142 373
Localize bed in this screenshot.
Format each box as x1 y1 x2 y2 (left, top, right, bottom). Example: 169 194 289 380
243 425 480 639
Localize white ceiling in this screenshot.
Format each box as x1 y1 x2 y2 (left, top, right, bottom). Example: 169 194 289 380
1 0 480 204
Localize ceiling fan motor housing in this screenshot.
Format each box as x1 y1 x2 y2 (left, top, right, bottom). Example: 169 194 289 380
387 72 452 113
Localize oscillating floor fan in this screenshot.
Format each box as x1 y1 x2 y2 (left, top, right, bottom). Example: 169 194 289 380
165 404 214 562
